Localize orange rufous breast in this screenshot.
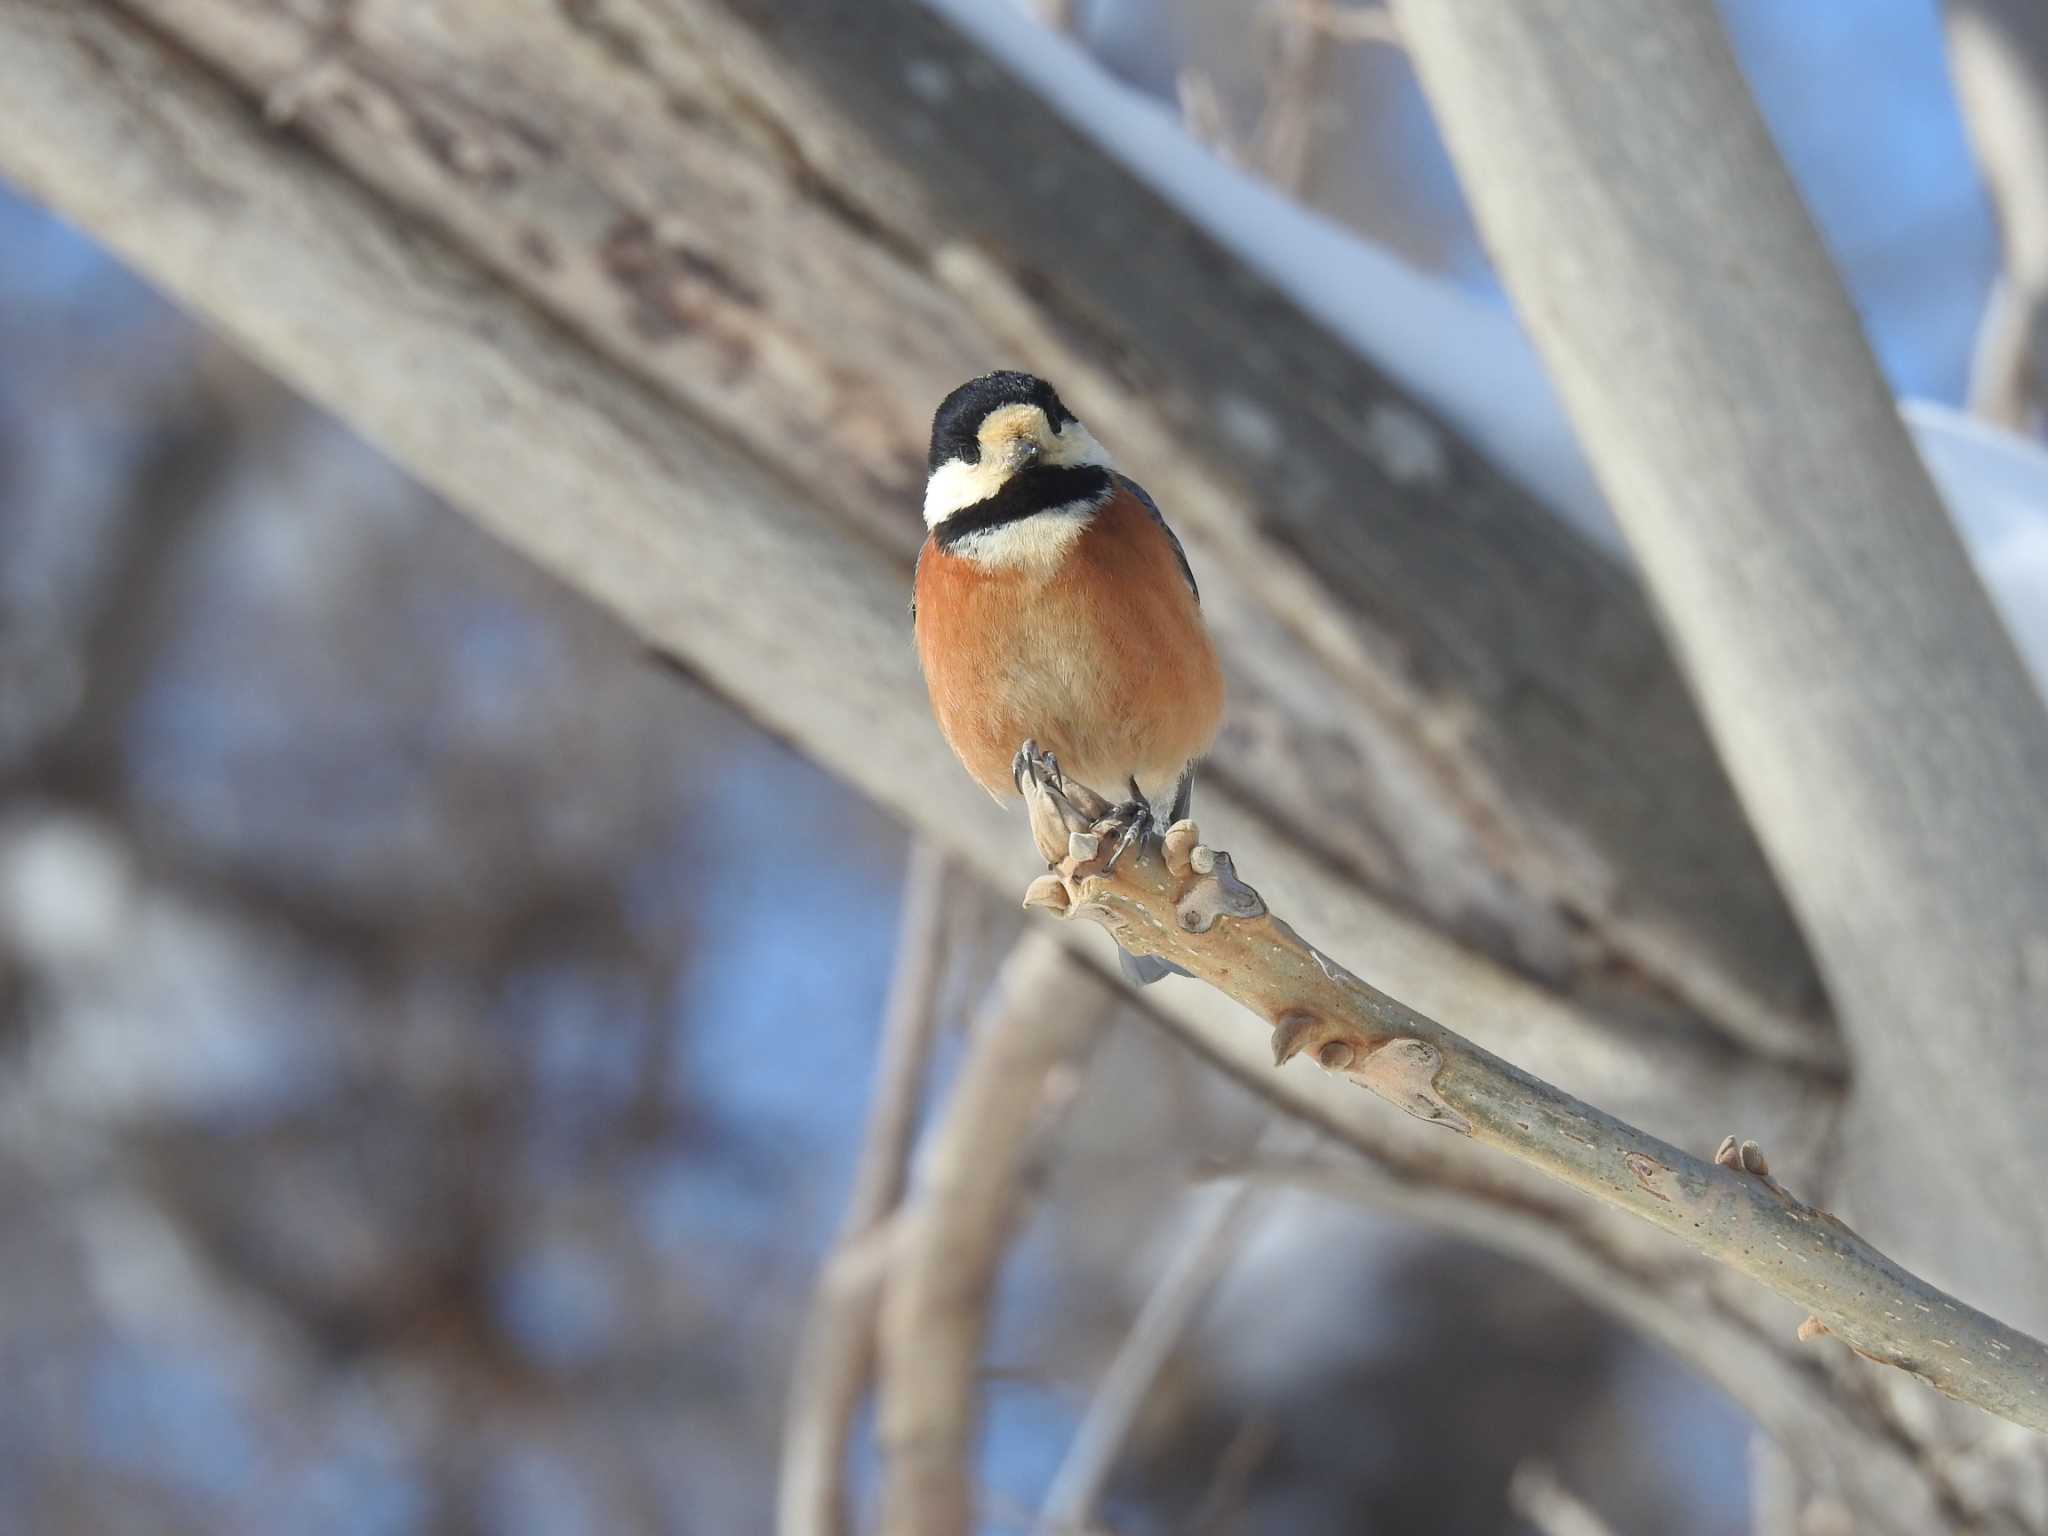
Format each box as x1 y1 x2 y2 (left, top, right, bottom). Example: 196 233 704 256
914 484 1224 801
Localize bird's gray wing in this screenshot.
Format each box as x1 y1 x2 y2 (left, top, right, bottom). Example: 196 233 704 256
1115 473 1199 605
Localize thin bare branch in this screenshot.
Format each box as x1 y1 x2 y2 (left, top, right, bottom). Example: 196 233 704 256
848 843 957 1234
1252 0 1334 194
1176 69 1246 168
1297 2 1404 46
1031 0 1079 35
1965 276 2045 432
1033 1148 1278 1535
1508 1462 1620 1536
1181 4 1399 199
1189 1417 1277 1536
780 841 954 1536
1947 0 2048 430
1014 752 2048 1436
877 933 1115 1536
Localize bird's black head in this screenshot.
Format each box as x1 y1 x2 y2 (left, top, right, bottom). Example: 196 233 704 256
927 370 1078 469
921 371 1112 548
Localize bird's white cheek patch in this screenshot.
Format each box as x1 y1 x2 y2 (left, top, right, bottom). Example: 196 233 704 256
1044 420 1111 471
924 458 1008 527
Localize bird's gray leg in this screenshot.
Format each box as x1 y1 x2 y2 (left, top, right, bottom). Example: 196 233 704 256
1167 762 1196 826
1104 763 1195 874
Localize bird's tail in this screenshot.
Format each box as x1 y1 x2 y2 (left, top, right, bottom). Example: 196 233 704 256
1118 947 1190 987
1117 762 1202 986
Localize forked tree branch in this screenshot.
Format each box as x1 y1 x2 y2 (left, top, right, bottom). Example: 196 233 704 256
876 933 1115 1536
1013 750 2048 1436
780 842 955 1536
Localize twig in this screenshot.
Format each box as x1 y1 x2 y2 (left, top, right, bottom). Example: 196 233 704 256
1294 2 1403 46
1176 70 1246 169
1031 0 1079 35
1188 1417 1276 1536
1013 750 2048 1435
1508 1462 1619 1536
847 842 958 1234
1946 0 2048 431
1963 275 2044 432
1032 1153 1274 1534
780 842 955 1536
876 932 1115 1536
1178 4 1402 194
1251 0 1334 194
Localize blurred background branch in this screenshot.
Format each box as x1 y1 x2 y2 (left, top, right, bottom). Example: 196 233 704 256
877 934 1110 1536
1947 0 2048 432
1031 1135 1279 1536
1510 1462 1622 1536
780 841 956 1536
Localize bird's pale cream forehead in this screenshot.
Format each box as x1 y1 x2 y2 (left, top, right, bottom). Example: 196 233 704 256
975 403 1057 454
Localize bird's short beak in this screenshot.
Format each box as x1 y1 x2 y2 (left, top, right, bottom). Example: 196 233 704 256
1010 439 1043 471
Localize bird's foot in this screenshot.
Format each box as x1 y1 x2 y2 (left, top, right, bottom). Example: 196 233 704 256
1012 738 1065 798
1016 741 1113 866
1099 778 1155 874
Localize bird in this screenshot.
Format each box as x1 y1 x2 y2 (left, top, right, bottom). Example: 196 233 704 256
912 370 1224 985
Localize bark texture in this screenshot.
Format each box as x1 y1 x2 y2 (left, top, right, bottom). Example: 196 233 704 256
1391 0 2048 1346
87 0 1836 1072
0 0 1841 1169
1015 758 2048 1437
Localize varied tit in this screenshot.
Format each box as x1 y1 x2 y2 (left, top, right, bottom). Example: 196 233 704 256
912 370 1224 985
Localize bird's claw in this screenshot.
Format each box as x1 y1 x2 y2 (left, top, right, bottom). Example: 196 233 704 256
1017 741 1106 865
1012 739 1065 797
1098 778 1155 874
1015 742 1139 866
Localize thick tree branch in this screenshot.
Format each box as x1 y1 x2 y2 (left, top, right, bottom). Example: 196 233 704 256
1014 754 2048 1436
1390 0 2048 1322
876 933 1113 1536
0 0 1829 1210
79 0 1841 1068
